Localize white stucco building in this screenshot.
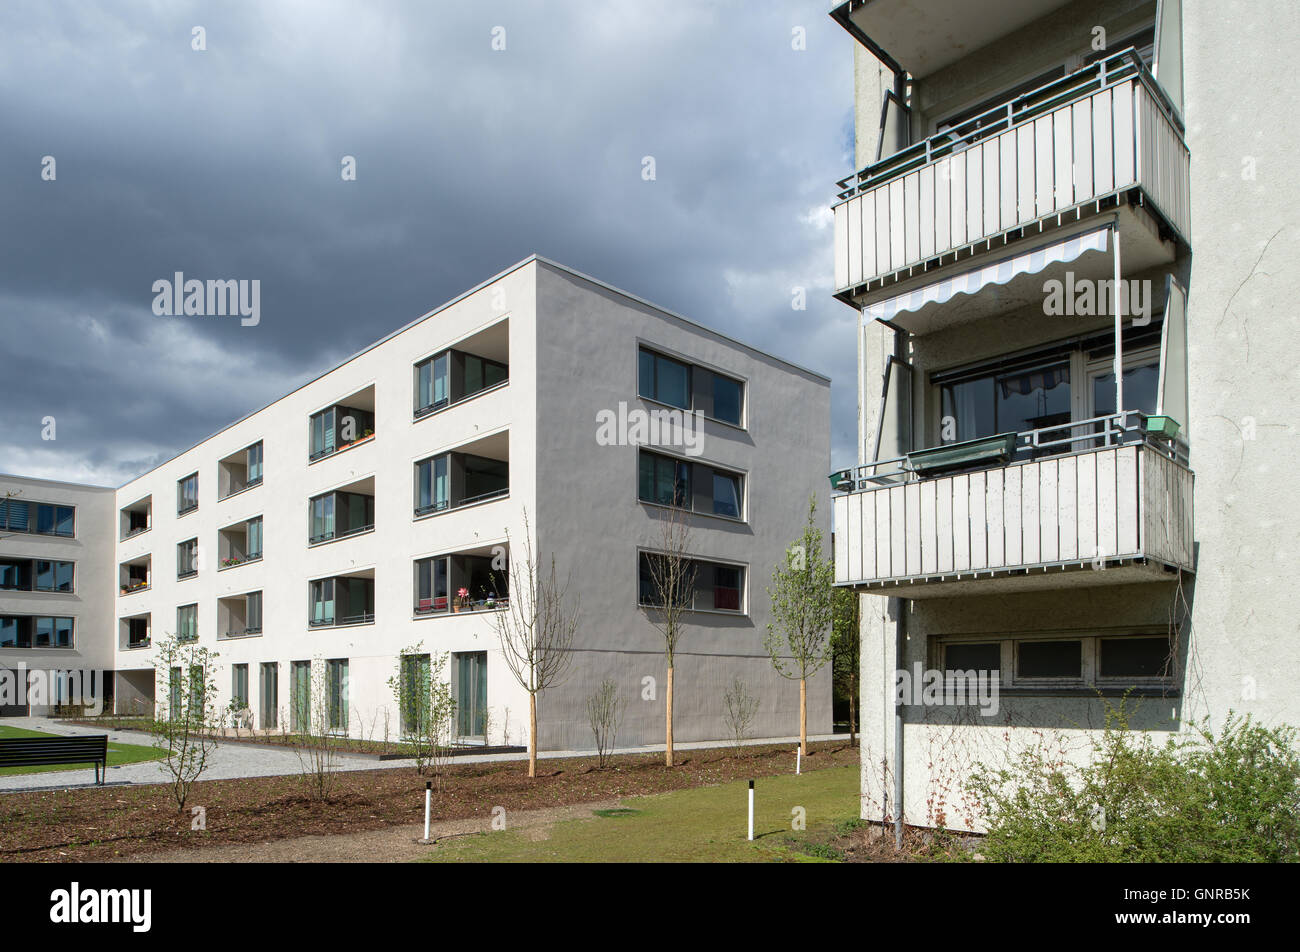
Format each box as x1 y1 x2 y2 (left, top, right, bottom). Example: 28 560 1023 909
4 257 832 752
828 0 1300 831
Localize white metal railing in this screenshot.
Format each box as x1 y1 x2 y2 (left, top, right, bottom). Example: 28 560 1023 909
832 48 1191 293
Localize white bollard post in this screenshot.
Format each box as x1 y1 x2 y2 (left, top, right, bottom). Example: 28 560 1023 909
796 746 801 775
747 780 754 841
423 781 432 842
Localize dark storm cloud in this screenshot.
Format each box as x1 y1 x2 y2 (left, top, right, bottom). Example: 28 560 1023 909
0 0 861 485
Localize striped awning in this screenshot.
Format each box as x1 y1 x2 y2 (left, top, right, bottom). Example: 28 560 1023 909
863 226 1110 324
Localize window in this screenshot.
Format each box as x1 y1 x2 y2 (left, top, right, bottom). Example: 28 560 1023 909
290 661 311 732
246 592 263 634
126 617 150 649
309 577 373 627
310 404 374 460
310 491 373 543
0 561 30 591
260 663 278 730
245 517 264 560
169 667 182 720
939 359 1071 444
415 453 508 515
415 352 450 415
247 441 264 486
454 651 487 739
1099 637 1171 679
711 373 744 426
177 539 199 579
638 449 744 519
2 559 73 593
638 347 746 425
463 353 508 395
415 554 507 614
399 653 431 735
638 553 745 613
327 659 348 732
232 664 249 711
177 604 198 643
177 473 199 514
639 451 691 508
0 615 74 649
934 633 1175 692
638 349 690 410
414 455 450 515
0 500 74 536
1017 640 1083 679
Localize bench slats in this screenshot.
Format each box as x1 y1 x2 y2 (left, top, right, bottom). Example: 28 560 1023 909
0 735 109 782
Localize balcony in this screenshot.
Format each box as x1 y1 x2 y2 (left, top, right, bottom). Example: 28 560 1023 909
309 477 375 546
831 412 1193 596
309 386 375 462
218 516 263 569
832 50 1189 304
218 441 263 499
413 320 509 420
218 591 262 640
119 496 151 540
414 545 509 617
120 613 151 651
414 431 509 518
119 555 151 596
309 572 374 628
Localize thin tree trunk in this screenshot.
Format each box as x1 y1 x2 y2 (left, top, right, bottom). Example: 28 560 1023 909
665 665 674 767
849 675 858 746
799 676 807 757
528 692 537 779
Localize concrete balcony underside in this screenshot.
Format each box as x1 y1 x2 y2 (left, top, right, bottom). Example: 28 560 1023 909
833 63 1189 302
832 444 1194 597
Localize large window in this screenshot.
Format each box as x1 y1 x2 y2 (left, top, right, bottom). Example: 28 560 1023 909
309 577 374 627
0 500 74 537
177 538 199 579
637 553 746 613
638 347 745 426
0 615 74 648
309 491 373 543
260 663 278 730
326 659 348 732
177 604 198 643
415 452 508 516
638 450 744 519
415 553 507 614
399 653 431 736
232 664 249 711
177 473 199 514
1 559 73 593
246 441 264 485
309 404 374 460
454 651 487 739
939 359 1071 443
415 349 508 418
290 661 311 732
126 616 150 649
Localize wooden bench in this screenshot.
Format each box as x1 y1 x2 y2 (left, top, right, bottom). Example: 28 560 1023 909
0 734 109 784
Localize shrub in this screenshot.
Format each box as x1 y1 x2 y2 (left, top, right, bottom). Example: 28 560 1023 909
967 710 1300 862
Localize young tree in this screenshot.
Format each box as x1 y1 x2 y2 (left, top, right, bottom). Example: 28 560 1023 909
723 676 759 755
832 586 862 745
388 644 457 788
293 658 343 802
585 678 625 769
490 510 579 778
151 635 222 810
643 502 696 767
765 495 835 757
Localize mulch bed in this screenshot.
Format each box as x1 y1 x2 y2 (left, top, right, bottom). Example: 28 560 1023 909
0 741 857 863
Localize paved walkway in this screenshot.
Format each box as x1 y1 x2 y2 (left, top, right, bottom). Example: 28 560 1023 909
0 717 850 793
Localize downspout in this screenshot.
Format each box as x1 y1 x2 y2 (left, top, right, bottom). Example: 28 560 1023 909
890 321 907 852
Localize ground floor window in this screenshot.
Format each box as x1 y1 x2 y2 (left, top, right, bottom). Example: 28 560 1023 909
454 651 487 740
290 660 311 731
260 662 278 730
326 659 348 732
935 631 1174 691
400 653 431 737
231 664 248 712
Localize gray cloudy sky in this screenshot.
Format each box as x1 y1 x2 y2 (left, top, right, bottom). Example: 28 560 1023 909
0 0 859 487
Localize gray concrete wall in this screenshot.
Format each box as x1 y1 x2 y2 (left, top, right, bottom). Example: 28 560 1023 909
532 261 833 750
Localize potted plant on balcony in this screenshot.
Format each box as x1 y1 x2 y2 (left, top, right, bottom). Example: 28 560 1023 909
454 587 470 612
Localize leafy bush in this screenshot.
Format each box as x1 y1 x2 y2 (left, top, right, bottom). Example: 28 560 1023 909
967 711 1300 862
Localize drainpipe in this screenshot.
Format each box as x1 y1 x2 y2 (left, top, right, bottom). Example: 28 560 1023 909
893 595 906 851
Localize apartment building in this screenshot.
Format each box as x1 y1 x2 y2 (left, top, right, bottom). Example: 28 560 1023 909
0 475 116 715
22 256 832 749
828 0 1300 831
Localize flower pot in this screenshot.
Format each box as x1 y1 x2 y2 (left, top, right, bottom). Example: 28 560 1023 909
1144 415 1181 439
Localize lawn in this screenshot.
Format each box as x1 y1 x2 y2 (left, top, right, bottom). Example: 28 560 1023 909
0 723 165 777
423 764 861 862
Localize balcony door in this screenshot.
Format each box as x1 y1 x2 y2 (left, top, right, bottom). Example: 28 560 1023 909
455 651 487 741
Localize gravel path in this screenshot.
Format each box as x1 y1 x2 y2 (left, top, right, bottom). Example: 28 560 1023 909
0 717 847 793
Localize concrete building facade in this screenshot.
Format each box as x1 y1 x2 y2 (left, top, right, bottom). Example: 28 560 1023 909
828 0 1300 831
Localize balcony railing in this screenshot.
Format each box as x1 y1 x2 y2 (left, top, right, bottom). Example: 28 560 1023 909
831 412 1193 590
219 554 263 570
308 522 374 546
222 626 262 639
122 524 150 540
414 487 508 518
308 611 375 628
414 595 509 616
833 48 1190 295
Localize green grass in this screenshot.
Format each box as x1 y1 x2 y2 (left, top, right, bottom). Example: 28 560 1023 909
422 765 860 863
0 724 166 777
